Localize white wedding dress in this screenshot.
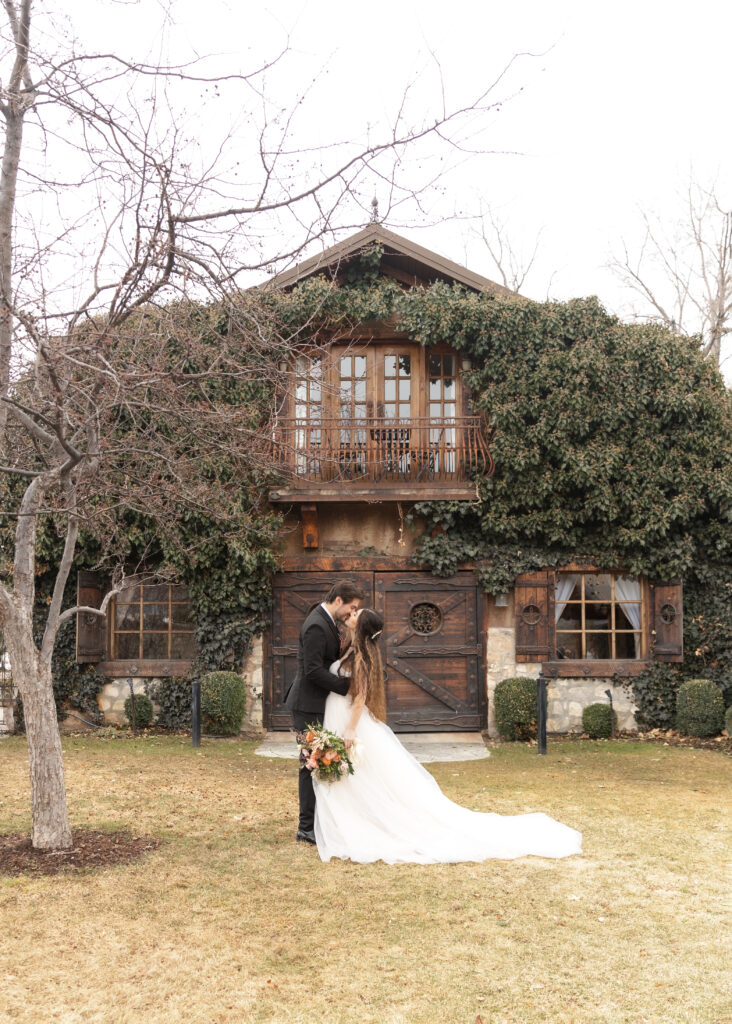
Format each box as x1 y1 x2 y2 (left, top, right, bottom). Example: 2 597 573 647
313 691 582 864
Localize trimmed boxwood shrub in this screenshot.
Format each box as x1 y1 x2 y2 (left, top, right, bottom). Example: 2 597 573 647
675 679 725 737
124 693 155 729
582 702 616 739
725 705 732 736
201 671 246 735
494 677 537 741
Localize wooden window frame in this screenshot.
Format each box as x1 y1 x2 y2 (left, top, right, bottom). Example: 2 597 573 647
554 572 646 662
98 582 195 677
286 341 464 423
515 566 683 677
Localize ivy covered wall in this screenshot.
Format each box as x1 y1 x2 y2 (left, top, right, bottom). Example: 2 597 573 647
268 258 729 577
269 260 732 722
8 247 731 728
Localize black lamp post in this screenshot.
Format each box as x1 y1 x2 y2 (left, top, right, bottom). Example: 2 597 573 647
604 688 615 738
127 675 137 736
537 668 547 754
192 680 201 748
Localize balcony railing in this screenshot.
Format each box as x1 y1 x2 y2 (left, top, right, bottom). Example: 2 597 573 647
272 415 493 486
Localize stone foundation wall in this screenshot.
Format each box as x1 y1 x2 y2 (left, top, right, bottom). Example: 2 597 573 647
98 677 152 725
97 640 267 736
484 626 514 738
241 637 265 735
546 677 637 732
484 625 637 736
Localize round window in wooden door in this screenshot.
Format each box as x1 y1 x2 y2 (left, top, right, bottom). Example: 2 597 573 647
375 571 484 732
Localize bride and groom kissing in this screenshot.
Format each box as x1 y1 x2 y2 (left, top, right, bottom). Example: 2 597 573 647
285 579 582 864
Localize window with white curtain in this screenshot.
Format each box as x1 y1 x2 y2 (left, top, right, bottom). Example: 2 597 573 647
555 573 643 660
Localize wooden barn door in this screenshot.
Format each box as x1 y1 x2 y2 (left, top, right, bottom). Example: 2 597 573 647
266 572 374 729
375 571 484 732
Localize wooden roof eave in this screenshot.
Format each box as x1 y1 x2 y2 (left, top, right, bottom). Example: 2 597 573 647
267 223 513 296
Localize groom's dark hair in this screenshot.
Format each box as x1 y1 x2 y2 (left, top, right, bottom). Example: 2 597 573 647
325 579 365 604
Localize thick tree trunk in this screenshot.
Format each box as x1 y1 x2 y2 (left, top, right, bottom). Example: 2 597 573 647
6 615 72 850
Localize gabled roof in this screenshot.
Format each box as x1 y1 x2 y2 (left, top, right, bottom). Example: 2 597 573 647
270 223 512 295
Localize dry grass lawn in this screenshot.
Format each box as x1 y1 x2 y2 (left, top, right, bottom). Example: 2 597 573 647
0 733 730 1024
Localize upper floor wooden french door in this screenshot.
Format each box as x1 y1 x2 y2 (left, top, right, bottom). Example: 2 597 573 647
284 342 479 486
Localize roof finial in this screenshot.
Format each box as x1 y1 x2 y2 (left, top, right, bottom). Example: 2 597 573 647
370 196 380 224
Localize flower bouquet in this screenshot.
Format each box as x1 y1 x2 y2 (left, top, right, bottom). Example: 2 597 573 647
296 725 354 783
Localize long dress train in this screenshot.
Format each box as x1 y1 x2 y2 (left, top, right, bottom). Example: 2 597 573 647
313 692 582 864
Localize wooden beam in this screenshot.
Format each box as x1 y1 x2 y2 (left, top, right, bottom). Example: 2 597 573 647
377 264 432 289
269 486 481 503
542 659 650 678
98 660 193 677
281 555 420 572
301 504 319 549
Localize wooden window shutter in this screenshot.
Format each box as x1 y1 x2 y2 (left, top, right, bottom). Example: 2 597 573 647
76 570 107 663
514 570 555 662
649 580 683 662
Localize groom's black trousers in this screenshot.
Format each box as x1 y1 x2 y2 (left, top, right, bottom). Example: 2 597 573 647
291 710 323 833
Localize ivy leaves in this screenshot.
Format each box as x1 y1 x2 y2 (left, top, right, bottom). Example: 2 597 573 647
415 297 730 583
271 270 730 596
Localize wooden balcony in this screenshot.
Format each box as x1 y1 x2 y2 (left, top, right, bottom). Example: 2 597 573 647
269 415 493 502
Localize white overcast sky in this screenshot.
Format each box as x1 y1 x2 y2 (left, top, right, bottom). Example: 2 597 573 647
83 0 732 378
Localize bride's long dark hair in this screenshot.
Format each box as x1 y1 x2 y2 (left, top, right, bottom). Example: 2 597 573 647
350 609 386 722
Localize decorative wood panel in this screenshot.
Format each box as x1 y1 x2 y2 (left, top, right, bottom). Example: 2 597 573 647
514 570 555 663
650 580 684 662
300 504 319 549
375 571 485 732
267 572 374 730
76 570 107 663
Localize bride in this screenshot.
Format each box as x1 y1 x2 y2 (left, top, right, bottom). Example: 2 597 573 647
313 608 582 864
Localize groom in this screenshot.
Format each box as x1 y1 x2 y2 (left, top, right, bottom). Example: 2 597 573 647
284 579 364 844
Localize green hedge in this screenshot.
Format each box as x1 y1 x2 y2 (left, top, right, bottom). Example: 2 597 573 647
493 677 537 741
201 671 246 735
582 702 616 739
675 679 725 737
725 705 732 736
124 693 155 729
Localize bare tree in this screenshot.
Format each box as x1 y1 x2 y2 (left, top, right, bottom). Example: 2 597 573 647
0 1 517 849
610 183 732 367
473 205 542 294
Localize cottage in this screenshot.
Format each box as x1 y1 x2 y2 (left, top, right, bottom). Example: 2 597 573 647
76 224 686 736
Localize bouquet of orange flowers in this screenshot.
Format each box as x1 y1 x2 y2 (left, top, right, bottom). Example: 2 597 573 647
296 725 354 783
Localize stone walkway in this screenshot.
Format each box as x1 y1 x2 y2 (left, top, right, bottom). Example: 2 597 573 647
255 731 490 764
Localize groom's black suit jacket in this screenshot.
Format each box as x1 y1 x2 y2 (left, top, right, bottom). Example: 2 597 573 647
284 604 350 716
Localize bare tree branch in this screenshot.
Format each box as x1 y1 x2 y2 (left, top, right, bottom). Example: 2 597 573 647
472 204 542 295
610 182 732 366
40 499 77 660
0 0 524 852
